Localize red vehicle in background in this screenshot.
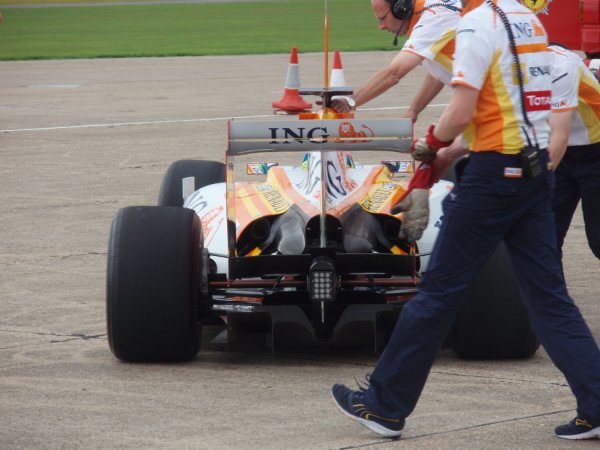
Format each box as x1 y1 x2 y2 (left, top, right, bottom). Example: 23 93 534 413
539 0 600 76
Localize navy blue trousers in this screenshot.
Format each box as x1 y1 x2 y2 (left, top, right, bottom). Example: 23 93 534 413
553 143 600 260
364 150 600 422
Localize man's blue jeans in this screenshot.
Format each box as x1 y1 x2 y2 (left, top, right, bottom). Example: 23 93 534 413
553 143 600 260
364 150 600 422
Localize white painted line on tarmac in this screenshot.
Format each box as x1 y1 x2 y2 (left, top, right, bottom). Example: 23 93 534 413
0 103 449 134
360 103 448 112
0 115 274 133
28 84 81 89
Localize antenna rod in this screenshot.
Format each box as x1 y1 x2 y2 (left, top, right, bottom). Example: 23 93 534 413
324 0 329 89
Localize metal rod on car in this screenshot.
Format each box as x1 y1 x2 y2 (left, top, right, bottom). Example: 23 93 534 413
324 0 329 89
320 0 329 250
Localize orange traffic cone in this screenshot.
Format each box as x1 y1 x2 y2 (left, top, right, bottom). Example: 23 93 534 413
330 50 346 87
272 48 312 114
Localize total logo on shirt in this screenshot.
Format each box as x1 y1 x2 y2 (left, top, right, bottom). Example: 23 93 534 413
524 90 552 111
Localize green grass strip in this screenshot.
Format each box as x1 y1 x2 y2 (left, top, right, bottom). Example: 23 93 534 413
0 0 155 4
0 0 406 60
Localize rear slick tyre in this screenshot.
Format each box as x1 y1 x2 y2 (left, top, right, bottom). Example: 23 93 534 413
452 243 539 359
158 160 225 207
107 206 203 362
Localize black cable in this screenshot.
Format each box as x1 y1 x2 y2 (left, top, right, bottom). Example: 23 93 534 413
415 3 463 15
486 0 544 177
393 3 462 46
485 1 533 131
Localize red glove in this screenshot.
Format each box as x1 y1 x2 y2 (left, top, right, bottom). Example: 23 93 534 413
405 161 442 191
410 124 454 162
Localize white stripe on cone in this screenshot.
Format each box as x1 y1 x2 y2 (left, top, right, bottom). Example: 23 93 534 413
330 50 346 87
273 47 311 113
285 63 301 89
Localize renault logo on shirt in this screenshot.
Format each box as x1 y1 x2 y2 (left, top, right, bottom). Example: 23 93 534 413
529 66 550 77
524 90 552 111
551 100 567 109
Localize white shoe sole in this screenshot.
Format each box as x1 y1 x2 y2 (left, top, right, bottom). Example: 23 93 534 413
330 391 403 439
556 426 600 440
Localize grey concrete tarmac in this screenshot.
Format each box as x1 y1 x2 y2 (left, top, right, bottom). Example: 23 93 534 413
1 53 599 448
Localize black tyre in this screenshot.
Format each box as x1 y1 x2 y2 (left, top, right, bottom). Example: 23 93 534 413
452 243 539 359
107 206 204 362
158 160 225 207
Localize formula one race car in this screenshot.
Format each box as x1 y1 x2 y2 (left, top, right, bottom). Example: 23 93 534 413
106 84 539 362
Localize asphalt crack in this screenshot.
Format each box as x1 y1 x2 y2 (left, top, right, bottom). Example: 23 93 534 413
0 328 106 348
55 251 107 260
253 351 567 389
2 199 118 214
428 369 569 387
337 408 575 449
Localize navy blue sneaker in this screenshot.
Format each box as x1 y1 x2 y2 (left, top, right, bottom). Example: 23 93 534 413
331 383 404 438
555 417 600 440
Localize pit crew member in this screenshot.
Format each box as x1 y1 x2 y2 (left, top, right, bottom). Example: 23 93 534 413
330 0 600 441
330 0 463 242
547 43 600 261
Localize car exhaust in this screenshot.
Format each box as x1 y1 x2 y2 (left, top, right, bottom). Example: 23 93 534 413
381 218 401 242
249 217 271 241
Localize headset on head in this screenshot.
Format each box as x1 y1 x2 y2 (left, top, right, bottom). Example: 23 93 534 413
385 0 414 21
385 0 462 21
385 0 462 46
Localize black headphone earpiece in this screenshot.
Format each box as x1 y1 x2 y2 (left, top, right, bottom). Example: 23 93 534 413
386 0 414 21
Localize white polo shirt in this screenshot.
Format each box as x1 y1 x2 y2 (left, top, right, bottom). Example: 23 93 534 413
550 45 600 147
401 0 462 85
451 0 552 153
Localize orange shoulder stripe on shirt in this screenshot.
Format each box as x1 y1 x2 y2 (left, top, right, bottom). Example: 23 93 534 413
399 48 426 60
407 0 427 35
461 0 485 15
516 43 548 54
451 79 479 90
553 107 578 113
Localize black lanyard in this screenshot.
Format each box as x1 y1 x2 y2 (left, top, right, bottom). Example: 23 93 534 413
485 0 543 177
486 0 539 149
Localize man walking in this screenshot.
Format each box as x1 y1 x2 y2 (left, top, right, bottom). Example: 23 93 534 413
330 0 600 440
547 44 600 261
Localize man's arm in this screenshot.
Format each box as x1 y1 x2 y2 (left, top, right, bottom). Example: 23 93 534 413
402 73 445 122
409 84 478 162
548 110 574 168
434 137 469 171
332 51 424 112
431 84 479 142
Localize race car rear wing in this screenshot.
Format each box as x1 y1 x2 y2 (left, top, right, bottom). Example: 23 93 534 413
228 119 413 155
225 117 413 261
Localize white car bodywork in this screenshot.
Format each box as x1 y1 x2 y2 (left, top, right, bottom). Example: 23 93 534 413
183 150 454 275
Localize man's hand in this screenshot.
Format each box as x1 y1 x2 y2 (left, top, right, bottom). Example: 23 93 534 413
410 124 454 162
401 109 417 123
330 97 355 113
411 136 437 162
392 188 430 243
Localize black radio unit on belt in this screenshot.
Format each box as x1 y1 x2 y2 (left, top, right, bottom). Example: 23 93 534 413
521 144 543 178
487 0 543 178
521 125 542 178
